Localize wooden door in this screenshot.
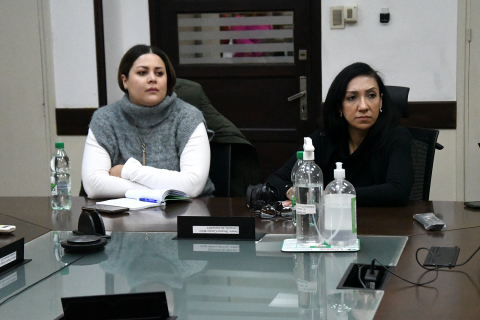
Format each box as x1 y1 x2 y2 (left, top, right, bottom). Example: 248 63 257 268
149 0 321 181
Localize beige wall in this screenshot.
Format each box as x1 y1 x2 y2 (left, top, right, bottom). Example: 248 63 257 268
430 130 457 201
464 0 480 201
0 0 51 196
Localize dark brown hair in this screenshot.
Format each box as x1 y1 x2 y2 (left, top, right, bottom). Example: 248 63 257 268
117 44 176 95
323 62 399 148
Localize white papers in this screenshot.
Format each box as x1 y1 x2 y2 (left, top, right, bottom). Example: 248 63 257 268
125 189 190 202
95 189 189 210
96 198 162 210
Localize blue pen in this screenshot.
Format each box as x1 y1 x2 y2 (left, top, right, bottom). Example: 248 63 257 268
139 198 158 203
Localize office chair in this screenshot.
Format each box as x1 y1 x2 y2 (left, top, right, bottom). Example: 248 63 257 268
175 78 260 197
386 86 444 201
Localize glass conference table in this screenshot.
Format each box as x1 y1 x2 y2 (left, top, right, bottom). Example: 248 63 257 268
2 196 480 319
0 231 407 320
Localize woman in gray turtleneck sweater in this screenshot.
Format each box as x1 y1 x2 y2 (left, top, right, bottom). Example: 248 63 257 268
81 45 214 199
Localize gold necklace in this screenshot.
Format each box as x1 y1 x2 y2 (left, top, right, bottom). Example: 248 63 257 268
135 126 157 165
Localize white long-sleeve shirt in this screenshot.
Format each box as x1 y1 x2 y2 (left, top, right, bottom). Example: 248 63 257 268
81 123 210 199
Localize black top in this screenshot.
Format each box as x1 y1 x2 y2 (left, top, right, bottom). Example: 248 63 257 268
266 125 414 207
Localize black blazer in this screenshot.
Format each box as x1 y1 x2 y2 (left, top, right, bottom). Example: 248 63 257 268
266 125 414 207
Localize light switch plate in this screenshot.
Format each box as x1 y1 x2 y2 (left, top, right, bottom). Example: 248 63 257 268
344 6 357 22
330 6 345 29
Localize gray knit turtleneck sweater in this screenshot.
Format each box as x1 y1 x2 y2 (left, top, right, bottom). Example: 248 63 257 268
89 93 215 196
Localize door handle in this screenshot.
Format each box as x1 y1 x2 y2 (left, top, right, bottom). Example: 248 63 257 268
287 76 307 120
288 91 306 101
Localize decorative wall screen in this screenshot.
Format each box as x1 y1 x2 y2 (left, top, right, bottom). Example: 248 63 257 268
178 11 294 64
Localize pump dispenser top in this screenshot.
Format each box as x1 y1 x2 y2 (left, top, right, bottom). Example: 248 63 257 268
303 137 315 160
334 162 345 180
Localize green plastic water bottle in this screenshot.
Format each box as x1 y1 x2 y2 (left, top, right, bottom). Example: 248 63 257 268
50 142 72 210
291 151 304 226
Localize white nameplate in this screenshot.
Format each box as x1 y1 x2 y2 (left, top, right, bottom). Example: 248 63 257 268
193 244 240 252
281 238 360 252
0 271 17 289
192 226 240 234
296 204 317 214
297 279 318 293
0 252 16 268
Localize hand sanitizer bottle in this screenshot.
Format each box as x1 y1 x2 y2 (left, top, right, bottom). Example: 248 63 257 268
295 138 323 246
322 162 357 247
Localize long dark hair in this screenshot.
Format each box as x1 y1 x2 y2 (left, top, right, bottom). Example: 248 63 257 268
117 44 176 95
322 62 400 148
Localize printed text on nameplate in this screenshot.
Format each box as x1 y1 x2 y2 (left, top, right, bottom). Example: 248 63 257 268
296 204 316 214
0 252 16 268
192 226 240 234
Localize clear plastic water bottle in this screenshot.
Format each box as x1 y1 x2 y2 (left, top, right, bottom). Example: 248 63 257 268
291 151 304 226
323 162 357 247
295 138 323 246
50 142 72 210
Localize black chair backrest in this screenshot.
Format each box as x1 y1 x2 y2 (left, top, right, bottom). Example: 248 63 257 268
385 85 441 201
209 143 231 197
385 85 410 118
408 127 440 201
